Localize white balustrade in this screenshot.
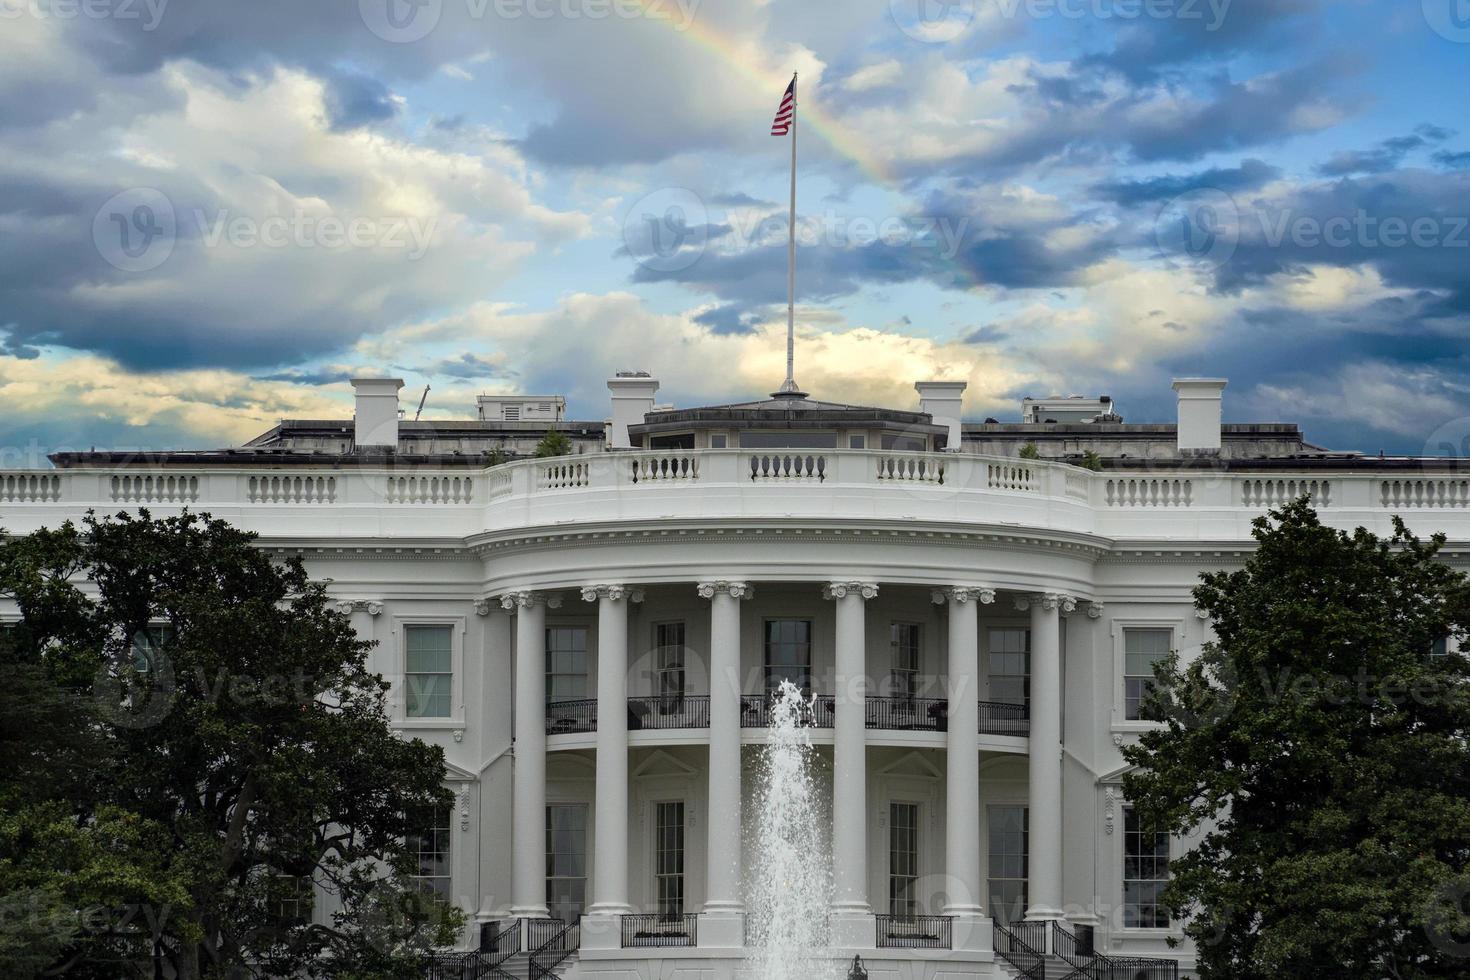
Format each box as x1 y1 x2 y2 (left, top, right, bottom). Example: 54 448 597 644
1381 479 1470 509
1240 478 1333 508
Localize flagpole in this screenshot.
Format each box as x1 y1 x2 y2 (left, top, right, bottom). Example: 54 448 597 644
781 71 799 395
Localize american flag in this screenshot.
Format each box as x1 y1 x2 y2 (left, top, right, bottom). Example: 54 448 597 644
770 76 795 135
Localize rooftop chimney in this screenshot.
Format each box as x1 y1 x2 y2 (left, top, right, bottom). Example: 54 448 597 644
1172 378 1227 454
351 378 404 449
915 381 967 451
607 372 659 449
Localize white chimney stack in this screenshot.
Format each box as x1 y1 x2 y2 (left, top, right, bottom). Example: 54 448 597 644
1172 378 1227 454
607 372 660 449
915 380 967 451
351 377 404 449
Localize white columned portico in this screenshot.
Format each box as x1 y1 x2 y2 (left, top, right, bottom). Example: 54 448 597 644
1018 592 1072 921
504 590 561 919
698 581 751 948
825 581 878 946
584 585 641 917
933 586 995 951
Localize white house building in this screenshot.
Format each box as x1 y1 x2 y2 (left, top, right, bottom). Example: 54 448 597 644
7 371 1467 980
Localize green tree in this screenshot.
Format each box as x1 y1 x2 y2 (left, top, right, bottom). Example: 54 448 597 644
1017 443 1040 460
1124 499 1470 979
534 430 573 458
1079 450 1103 472
0 511 460 979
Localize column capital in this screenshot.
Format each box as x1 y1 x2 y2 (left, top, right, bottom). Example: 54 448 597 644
474 598 493 616
1013 592 1076 613
579 585 645 603
931 586 995 606
336 599 383 617
698 581 753 600
499 591 563 612
1087 601 1105 619
822 582 879 601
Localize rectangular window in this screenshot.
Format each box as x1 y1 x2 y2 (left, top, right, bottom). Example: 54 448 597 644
546 626 589 703
740 431 838 449
407 805 451 899
709 434 728 449
1124 629 1173 720
404 625 453 718
131 625 176 672
880 434 927 452
888 802 919 917
988 628 1030 709
987 805 1028 925
1123 808 1170 928
654 801 685 916
266 874 315 928
764 619 813 694
546 804 589 922
890 623 921 699
655 622 686 707
849 435 866 450
1430 636 1450 660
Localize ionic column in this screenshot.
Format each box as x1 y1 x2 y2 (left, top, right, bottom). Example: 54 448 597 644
504 590 560 918
1017 592 1072 921
825 582 878 927
933 586 995 923
698 580 751 948
585 585 641 916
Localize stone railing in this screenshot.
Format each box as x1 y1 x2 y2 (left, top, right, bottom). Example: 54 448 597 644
0 451 1467 541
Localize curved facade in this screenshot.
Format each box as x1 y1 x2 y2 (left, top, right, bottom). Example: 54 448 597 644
13 380 1470 980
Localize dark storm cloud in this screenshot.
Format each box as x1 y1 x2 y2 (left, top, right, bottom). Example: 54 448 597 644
1316 126 1453 177
693 305 760 336
1094 159 1281 205
631 189 1117 313
1087 0 1322 80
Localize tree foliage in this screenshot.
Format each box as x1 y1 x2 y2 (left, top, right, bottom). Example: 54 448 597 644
0 511 460 979
1124 498 1470 978
533 430 572 458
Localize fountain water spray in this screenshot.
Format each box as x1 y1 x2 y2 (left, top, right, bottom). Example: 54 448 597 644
746 681 839 980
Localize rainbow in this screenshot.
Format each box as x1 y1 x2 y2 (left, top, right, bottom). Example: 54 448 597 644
630 2 900 187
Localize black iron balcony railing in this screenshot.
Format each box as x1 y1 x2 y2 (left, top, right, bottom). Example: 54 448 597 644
863 697 1029 735
545 698 597 735
875 914 952 949
627 695 710 730
739 693 835 727
978 699 1029 736
545 695 1026 735
866 696 948 730
620 913 698 948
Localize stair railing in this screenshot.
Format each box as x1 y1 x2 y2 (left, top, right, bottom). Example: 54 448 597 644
1051 921 1179 980
993 919 1046 980
529 917 580 980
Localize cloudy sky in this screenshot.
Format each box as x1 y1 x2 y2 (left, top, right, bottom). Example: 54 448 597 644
1 0 1467 459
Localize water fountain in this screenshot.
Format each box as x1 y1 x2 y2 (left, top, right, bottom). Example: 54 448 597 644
745 681 840 980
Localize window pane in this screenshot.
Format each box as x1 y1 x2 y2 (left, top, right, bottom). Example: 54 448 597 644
889 803 919 917
407 805 451 899
988 805 1028 924
655 802 685 916
764 620 812 693
1123 808 1170 928
547 627 590 704
988 629 1030 708
546 804 589 921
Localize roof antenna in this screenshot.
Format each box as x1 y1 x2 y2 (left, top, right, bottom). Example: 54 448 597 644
413 384 430 421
